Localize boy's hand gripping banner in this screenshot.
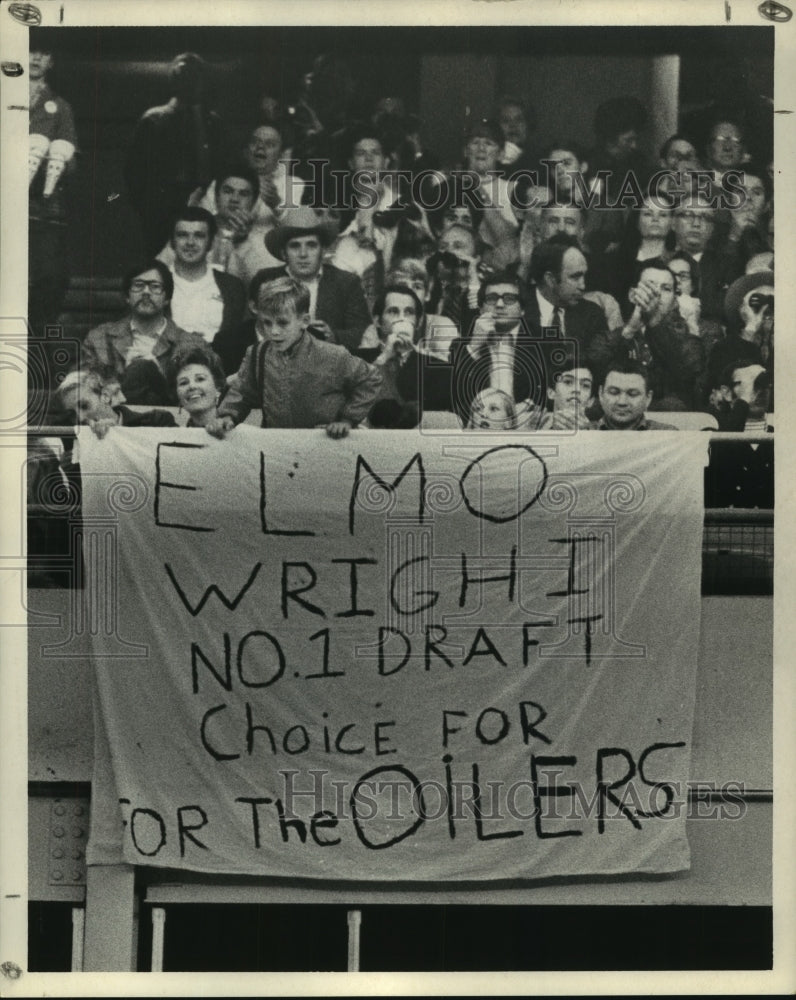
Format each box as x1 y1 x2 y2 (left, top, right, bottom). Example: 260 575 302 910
82 428 707 881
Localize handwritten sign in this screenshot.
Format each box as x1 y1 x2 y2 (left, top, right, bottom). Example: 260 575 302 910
83 428 707 881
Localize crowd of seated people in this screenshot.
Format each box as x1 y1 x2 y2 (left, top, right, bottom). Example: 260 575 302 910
37 53 773 449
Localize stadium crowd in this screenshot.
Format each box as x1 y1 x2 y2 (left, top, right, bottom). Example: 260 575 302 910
31 47 774 438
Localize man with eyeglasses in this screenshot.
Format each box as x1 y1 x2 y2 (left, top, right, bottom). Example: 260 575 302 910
81 260 204 403
441 270 550 427
673 194 745 323
704 119 747 180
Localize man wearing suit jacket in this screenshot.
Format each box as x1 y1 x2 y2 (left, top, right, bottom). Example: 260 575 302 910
398 270 567 428
672 194 745 323
260 206 371 352
166 206 247 350
524 233 614 379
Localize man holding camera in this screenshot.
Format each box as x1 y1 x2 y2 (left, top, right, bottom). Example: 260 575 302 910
707 269 774 397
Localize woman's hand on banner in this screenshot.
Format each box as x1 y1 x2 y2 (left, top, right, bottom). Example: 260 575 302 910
205 415 236 439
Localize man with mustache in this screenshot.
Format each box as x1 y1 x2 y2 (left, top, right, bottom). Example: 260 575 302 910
80 260 204 404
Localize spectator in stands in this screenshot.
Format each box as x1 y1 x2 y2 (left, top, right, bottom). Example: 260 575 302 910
615 259 705 410
539 355 596 431
708 269 774 392
520 201 621 330
125 53 226 255
538 203 587 244
590 97 651 180
366 284 425 413
160 163 281 284
460 118 520 232
725 164 773 267
384 259 431 306
587 98 652 253
170 345 226 428
425 249 476 333
668 250 699 301
358 261 459 362
28 42 78 339
194 123 307 268
333 126 397 273
666 250 717 349
705 362 773 509
438 223 479 261
525 234 613 375
542 141 590 206
710 362 772 433
494 95 538 178
212 163 283 279
594 359 677 430
430 178 485 242
262 206 370 352
166 207 247 348
659 133 701 175
466 388 517 430
456 118 522 270
332 124 435 304
207 277 381 438
731 364 772 433
534 141 628 274
656 133 702 198
434 223 493 313
443 270 548 428
81 260 204 402
52 366 177 433
597 192 675 308
240 119 306 219
672 193 745 323
704 118 748 181
216 258 360 377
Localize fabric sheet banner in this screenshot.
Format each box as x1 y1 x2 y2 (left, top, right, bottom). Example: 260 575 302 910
83 428 707 881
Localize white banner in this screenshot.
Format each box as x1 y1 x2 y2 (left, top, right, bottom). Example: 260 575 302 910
83 428 707 881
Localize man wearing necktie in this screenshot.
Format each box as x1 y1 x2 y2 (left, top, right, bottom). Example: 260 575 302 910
524 234 614 380
446 271 549 427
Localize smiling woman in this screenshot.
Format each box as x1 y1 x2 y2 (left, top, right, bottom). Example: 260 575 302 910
170 345 227 428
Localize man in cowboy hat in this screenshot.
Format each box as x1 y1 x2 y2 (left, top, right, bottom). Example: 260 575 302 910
707 268 773 394
261 206 371 352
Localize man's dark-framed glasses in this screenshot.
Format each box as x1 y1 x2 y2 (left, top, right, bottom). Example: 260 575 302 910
130 279 165 293
484 292 520 305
